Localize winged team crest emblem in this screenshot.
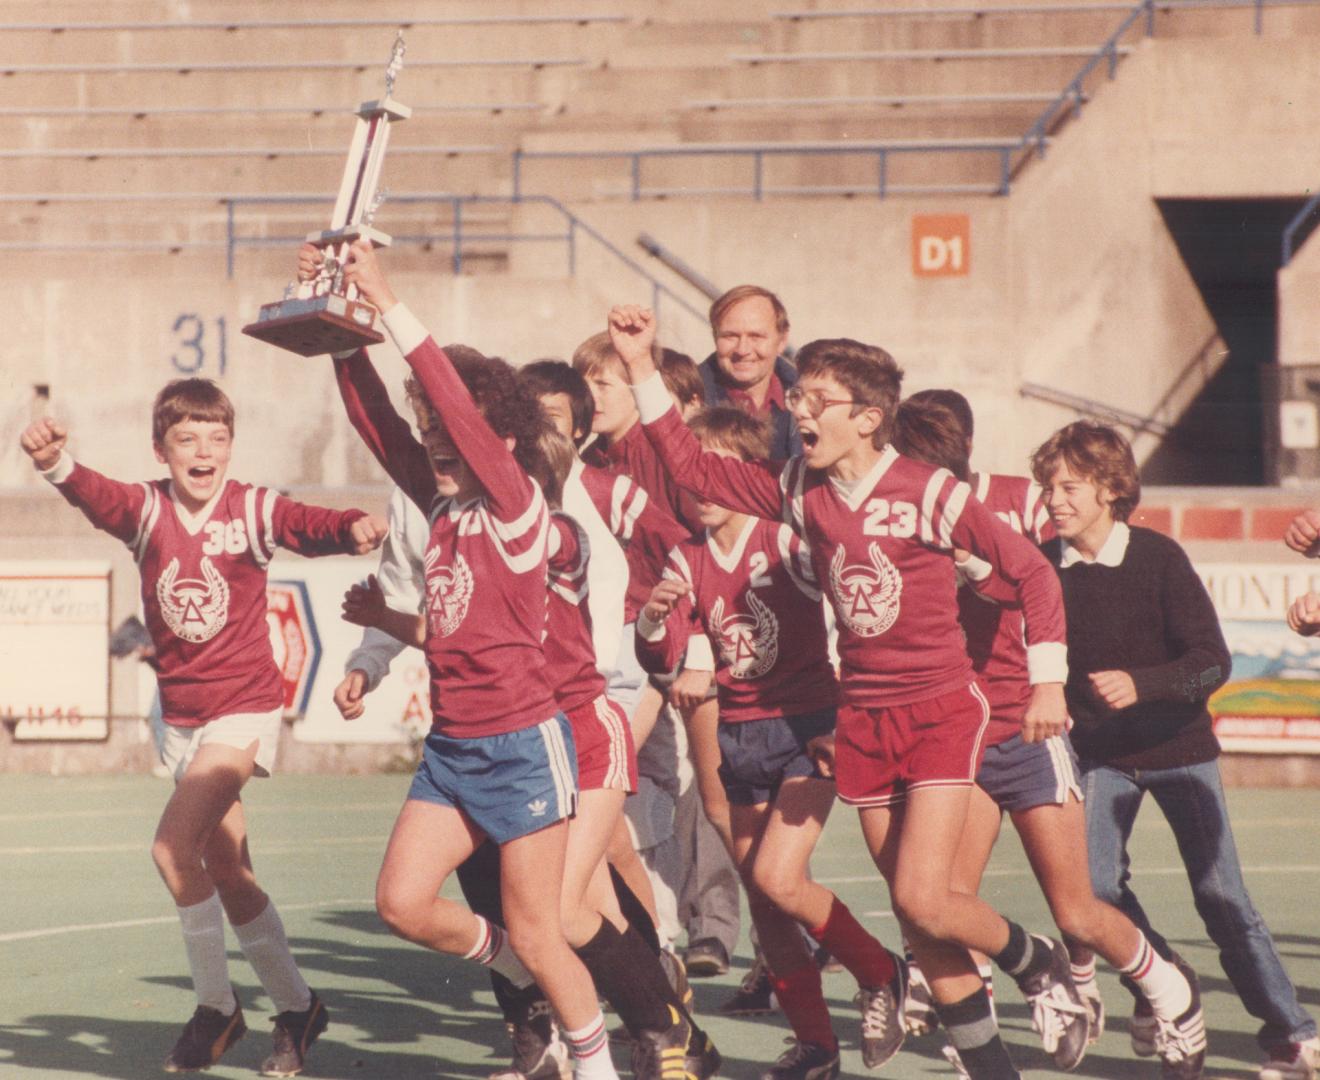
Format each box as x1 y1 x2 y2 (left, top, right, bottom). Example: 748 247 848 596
156 556 230 643
425 547 474 637
711 591 779 679
829 542 902 637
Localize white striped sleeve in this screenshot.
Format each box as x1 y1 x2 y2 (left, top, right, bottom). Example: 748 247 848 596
132 484 160 564
778 523 821 600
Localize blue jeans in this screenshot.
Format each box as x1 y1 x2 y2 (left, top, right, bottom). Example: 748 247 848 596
1082 758 1315 1050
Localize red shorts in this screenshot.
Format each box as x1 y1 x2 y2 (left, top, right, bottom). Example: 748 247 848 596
566 694 638 793
834 681 991 808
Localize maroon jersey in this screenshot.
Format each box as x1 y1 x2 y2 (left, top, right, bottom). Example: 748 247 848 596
47 459 364 725
574 459 689 624
974 472 1055 544
600 420 691 528
637 516 838 723
959 474 1060 743
633 375 1066 708
334 307 557 738
546 511 608 714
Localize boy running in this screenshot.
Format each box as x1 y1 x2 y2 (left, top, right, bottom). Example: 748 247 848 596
20 380 386 1076
312 239 620 1080
605 305 1081 1080
1032 420 1319 1080
895 396 1207 1078
636 405 905 1080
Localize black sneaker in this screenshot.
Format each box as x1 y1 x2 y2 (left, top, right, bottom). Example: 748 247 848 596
719 958 775 1017
163 997 247 1072
760 1039 840 1080
1154 955 1206 1080
854 950 907 1069
631 1005 694 1080
260 991 328 1078
686 1026 722 1080
1017 937 1090 1072
661 948 695 1015
492 1000 571 1080
682 939 730 978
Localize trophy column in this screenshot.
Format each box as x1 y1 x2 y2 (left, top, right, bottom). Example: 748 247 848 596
243 33 412 357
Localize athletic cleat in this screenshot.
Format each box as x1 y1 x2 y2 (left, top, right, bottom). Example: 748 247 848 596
719 957 776 1017
685 1027 722 1080
631 1005 695 1080
1076 978 1105 1045
760 1038 840 1080
903 957 939 1037
1131 996 1158 1057
491 1000 572 1080
854 950 907 1069
261 991 328 1078
1018 937 1090 1071
163 996 247 1072
1154 956 1206 1080
661 948 695 1014
1258 1036 1320 1080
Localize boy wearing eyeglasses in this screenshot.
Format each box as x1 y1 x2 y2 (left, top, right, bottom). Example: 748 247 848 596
605 305 1082 1080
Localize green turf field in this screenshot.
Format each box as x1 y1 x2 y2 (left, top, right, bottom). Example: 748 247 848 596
2 775 1317 1079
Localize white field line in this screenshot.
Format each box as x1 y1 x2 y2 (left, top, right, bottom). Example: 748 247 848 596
0 835 385 856
0 799 398 823
829 863 1320 888
0 898 373 944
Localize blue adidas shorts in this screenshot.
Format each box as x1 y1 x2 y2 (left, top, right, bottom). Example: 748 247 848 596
976 732 1081 813
717 706 837 806
408 714 579 844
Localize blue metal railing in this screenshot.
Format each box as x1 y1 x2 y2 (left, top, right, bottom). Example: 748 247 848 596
224 193 709 331
1283 188 1320 265
511 141 1024 199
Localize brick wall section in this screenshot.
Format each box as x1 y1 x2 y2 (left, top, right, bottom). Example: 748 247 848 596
1136 499 1310 543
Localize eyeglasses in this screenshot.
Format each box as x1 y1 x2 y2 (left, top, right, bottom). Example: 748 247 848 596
785 387 858 419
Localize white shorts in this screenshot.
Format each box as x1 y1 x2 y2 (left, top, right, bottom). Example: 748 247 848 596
160 709 283 782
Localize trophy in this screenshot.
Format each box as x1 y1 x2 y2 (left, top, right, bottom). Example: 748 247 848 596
243 32 412 357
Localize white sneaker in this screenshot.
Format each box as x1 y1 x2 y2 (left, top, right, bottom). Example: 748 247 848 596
1131 997 1158 1057
1260 1037 1320 1080
1075 979 1105 1045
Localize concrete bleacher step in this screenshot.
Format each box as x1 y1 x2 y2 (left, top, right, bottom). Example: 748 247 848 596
0 63 572 111
767 8 1130 52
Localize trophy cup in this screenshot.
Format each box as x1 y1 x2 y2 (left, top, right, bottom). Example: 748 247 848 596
243 33 412 357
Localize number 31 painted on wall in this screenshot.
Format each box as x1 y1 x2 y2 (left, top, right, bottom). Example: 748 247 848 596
170 314 228 375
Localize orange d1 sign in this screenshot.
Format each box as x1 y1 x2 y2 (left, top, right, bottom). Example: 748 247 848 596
912 214 970 277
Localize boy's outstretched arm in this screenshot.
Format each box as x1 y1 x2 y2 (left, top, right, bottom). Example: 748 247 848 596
343 240 540 527
607 304 787 523
21 417 154 546
298 243 435 510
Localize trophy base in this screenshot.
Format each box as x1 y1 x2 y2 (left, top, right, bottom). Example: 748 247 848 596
242 294 385 357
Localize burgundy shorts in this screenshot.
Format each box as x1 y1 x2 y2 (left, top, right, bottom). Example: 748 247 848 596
834 681 991 808
566 694 638 793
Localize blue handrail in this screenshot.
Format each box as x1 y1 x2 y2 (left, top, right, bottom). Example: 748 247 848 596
224 193 709 331
1283 188 1320 266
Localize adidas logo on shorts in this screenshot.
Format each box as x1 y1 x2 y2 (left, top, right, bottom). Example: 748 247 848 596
528 798 548 817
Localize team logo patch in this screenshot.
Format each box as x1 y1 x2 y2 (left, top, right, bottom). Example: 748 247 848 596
424 547 473 637
829 542 902 638
156 556 230 644
711 592 779 679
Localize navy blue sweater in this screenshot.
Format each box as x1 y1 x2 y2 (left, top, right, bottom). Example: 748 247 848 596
1043 525 1231 770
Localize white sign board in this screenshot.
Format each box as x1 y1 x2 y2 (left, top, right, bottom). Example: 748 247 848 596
268 554 431 745
1200 561 1320 754
0 560 111 740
